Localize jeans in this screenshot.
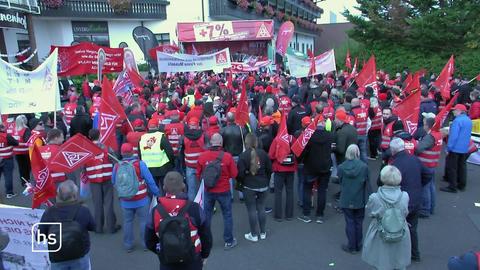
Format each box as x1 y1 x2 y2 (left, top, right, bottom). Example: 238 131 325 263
446 152 468 189
0 158 14 194
186 167 198 201
343 208 364 251
420 168 436 216
204 191 234 243
230 156 243 200
357 135 368 163
51 253 91 270
122 203 149 250
297 164 305 206
303 172 330 217
274 172 294 219
407 209 420 260
243 189 267 236
368 129 381 158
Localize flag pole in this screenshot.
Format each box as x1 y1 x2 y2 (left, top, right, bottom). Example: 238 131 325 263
467 77 477 85
54 85 58 128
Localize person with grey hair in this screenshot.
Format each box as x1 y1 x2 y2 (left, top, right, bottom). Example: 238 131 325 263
388 137 431 262
38 180 95 269
338 144 370 254
362 165 411 270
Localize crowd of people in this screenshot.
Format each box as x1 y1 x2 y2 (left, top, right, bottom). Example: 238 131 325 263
0 68 479 270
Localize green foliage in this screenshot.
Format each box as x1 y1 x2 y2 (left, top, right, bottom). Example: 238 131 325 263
340 0 480 77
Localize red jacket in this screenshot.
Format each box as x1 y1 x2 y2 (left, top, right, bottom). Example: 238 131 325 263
469 100 480 120
268 136 297 173
185 107 204 124
196 148 238 193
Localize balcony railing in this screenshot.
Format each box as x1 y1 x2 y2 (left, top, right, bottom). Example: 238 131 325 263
0 0 40 14
38 0 168 20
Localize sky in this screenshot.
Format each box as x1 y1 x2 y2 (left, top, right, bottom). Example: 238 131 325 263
316 0 361 24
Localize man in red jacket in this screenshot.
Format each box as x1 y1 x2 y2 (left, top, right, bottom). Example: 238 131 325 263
196 133 238 250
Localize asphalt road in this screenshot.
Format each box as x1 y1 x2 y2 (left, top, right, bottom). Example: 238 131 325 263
1 157 479 270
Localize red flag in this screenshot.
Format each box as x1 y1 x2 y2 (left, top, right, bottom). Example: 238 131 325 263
291 120 316 157
307 49 316 77
404 72 420 95
47 134 103 173
235 80 249 126
126 68 144 88
345 49 352 70
258 105 263 120
99 76 127 149
356 55 376 89
403 74 413 89
271 113 291 162
432 92 459 132
349 57 358 79
476 74 480 81
276 21 295 56
433 55 455 100
31 144 56 209
392 89 421 135
227 68 233 91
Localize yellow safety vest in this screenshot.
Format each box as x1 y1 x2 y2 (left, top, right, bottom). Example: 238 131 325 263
326 118 332 132
184 95 195 107
139 132 169 168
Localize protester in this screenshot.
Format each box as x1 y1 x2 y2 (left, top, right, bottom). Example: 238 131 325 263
333 109 358 166
236 134 272 242
39 129 67 184
0 124 19 198
362 166 411 270
182 117 206 200
338 144 369 253
441 104 473 193
145 171 212 270
112 143 160 252
197 133 238 250
38 180 95 270
126 119 147 157
287 95 306 135
69 105 93 137
351 98 369 162
298 115 333 224
27 118 46 157
12 115 31 187
468 89 480 120
368 97 383 159
418 89 438 129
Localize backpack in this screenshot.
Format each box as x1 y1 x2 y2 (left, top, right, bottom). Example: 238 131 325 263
201 151 224 188
114 160 140 198
156 201 195 264
377 193 406 243
49 205 88 262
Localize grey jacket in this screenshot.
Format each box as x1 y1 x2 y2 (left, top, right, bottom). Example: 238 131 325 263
362 186 411 270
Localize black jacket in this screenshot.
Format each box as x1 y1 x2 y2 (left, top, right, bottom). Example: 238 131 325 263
69 113 92 137
287 105 307 135
237 148 272 189
256 127 273 153
303 127 333 175
220 123 246 156
334 123 358 164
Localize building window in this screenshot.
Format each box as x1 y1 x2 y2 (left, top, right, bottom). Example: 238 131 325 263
301 43 304 53
72 21 109 47
155 33 170 45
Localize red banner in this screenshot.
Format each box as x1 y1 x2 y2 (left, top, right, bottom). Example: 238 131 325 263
356 55 376 89
433 55 455 100
51 42 124 76
393 90 421 135
48 134 103 173
230 60 271 73
148 44 180 60
292 120 316 157
178 20 274 42
99 77 127 150
276 21 294 56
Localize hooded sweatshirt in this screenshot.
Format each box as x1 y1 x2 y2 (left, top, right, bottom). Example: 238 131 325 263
338 159 369 209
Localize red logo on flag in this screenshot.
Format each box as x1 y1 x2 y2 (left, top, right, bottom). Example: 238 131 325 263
256 23 271 38
100 112 118 133
215 51 228 64
36 167 50 190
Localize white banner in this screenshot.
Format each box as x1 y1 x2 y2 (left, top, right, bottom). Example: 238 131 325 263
0 49 61 114
287 49 336 78
0 204 49 269
231 60 271 73
157 48 232 73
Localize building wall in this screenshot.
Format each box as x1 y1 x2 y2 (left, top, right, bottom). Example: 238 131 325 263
2 28 28 62
33 18 74 61
108 21 144 61
316 0 359 24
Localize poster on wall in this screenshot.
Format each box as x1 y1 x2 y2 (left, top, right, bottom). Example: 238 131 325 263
157 48 231 73
51 43 124 77
0 204 49 270
0 49 61 114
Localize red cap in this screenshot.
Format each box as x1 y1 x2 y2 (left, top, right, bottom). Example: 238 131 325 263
132 119 144 128
209 116 218 125
121 143 134 154
93 79 100 85
378 93 387 101
453 104 467 112
148 118 158 129
188 117 199 126
266 85 273 94
259 116 273 126
229 107 237 114
301 116 311 127
315 114 325 123
335 110 348 122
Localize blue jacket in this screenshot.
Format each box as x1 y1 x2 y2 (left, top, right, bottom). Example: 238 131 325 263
448 113 472 154
112 156 160 209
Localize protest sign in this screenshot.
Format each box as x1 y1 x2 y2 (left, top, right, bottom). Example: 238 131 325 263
287 49 336 78
157 48 231 73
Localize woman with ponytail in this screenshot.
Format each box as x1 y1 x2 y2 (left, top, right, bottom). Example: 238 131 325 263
237 133 272 242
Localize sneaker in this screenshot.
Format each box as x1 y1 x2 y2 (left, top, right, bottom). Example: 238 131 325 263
297 215 312 223
440 186 457 193
244 233 258 242
224 239 238 250
260 232 267 240
265 207 273 213
315 216 324 224
341 244 357 254
6 193 17 199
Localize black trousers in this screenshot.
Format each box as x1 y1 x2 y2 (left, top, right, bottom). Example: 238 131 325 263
90 181 117 233
274 172 294 219
445 152 468 189
302 172 330 217
407 209 420 260
16 154 31 186
367 129 381 158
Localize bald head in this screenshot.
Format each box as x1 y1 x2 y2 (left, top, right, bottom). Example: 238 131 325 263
351 98 361 107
